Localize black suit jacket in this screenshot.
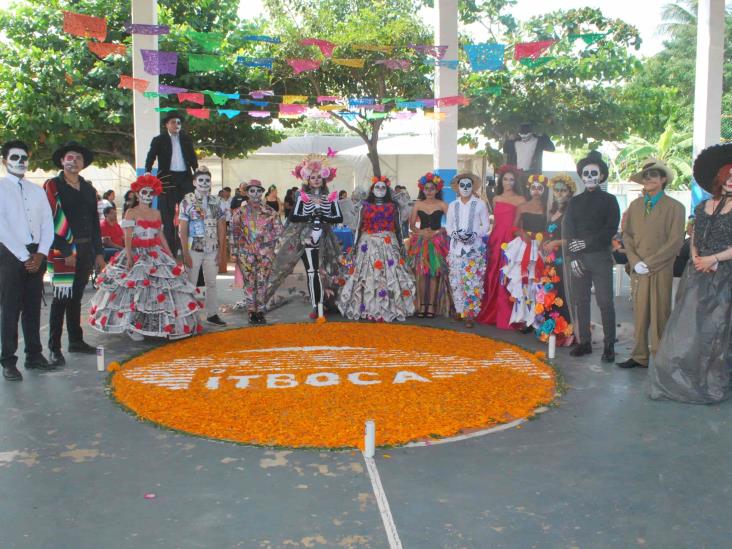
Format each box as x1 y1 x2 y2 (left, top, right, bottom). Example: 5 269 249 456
503 134 555 174
144 131 198 174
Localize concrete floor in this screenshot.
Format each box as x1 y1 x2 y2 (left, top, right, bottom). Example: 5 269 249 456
0 270 730 549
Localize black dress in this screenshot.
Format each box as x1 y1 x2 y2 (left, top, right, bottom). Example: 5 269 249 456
417 210 443 230
649 202 732 403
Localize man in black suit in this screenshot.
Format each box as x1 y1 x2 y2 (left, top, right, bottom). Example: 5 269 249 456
144 111 198 255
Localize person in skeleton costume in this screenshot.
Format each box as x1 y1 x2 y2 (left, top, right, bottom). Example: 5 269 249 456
178 169 227 326
337 177 415 321
502 123 555 175
265 155 343 321
563 151 620 361
446 173 490 328
534 174 576 346
501 174 549 331
88 175 202 341
231 179 283 324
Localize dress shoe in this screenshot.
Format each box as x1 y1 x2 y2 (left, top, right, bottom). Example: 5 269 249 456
2 365 23 381
49 350 66 367
601 344 615 363
206 314 227 326
25 354 55 370
570 343 592 357
255 312 267 324
617 358 647 369
68 341 96 354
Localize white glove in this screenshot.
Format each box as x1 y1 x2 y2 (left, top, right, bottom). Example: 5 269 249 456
451 230 461 241
463 232 476 245
634 261 649 275
571 259 585 278
568 239 586 253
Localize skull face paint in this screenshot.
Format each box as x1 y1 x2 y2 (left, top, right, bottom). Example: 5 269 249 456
194 174 212 197
247 185 264 203
165 118 182 134
5 147 29 177
581 163 602 189
552 182 571 203
529 183 545 197
458 178 474 198
62 152 84 174
373 182 388 199
137 187 155 206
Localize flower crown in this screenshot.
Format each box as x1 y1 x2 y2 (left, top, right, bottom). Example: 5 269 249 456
292 154 337 183
131 174 163 196
371 175 391 187
528 174 548 186
548 173 577 194
496 164 523 178
418 172 444 191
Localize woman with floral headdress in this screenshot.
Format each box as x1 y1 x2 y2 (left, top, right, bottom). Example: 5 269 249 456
338 176 416 322
265 155 343 321
406 172 452 318
476 164 526 328
501 174 549 332
88 175 202 341
534 173 575 345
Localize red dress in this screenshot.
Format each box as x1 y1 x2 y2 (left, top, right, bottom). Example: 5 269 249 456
476 201 517 329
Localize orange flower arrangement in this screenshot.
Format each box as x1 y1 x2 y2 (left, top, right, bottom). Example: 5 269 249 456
110 324 557 449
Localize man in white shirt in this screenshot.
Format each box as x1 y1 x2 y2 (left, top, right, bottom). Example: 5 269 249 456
0 141 55 380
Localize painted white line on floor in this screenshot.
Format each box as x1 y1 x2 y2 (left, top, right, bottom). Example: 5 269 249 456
363 454 403 549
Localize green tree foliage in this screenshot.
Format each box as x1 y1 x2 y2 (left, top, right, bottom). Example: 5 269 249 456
0 0 282 169
263 0 434 177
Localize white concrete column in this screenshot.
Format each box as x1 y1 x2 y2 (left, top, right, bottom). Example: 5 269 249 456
132 0 159 172
434 0 459 195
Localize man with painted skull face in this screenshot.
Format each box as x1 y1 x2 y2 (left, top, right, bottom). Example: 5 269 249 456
0 141 55 380
446 173 490 328
43 142 105 366
563 151 621 361
144 112 199 256
231 180 283 324
503 122 556 174
179 170 227 326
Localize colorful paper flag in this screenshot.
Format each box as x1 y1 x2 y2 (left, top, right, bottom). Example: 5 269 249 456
423 59 459 69
335 111 359 123
519 56 554 68
125 23 170 35
242 35 281 44
240 99 269 107
417 98 437 108
300 38 337 57
204 91 233 106
189 54 225 72
332 58 366 68
87 42 126 58
282 95 309 104
140 50 178 76
144 92 169 99
159 84 188 94
286 59 321 74
188 31 224 52
236 57 274 69
155 107 180 113
392 111 416 120
514 40 557 60
569 32 609 46
396 100 424 109
63 11 107 41
318 105 345 112
348 98 376 107
409 44 448 59
248 111 271 118
177 92 205 105
317 96 342 103
186 108 210 119
305 108 331 119
436 95 470 107
424 111 448 121
374 59 411 71
365 112 389 120
477 85 502 96
250 90 274 98
464 43 505 71
217 109 240 119
353 44 394 54
118 75 149 93
279 104 308 115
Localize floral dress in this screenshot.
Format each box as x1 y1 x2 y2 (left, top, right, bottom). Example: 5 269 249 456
338 202 416 322
88 219 202 339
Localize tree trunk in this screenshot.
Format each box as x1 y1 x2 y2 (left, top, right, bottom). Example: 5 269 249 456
366 120 382 178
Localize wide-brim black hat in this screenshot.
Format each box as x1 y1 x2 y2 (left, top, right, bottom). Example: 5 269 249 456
162 111 185 124
576 150 609 183
693 143 732 193
52 141 94 169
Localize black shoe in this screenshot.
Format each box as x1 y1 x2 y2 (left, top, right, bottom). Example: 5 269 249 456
255 312 266 324
68 341 96 354
248 312 257 325
2 365 23 381
206 315 227 326
49 351 66 367
570 343 592 357
25 354 55 370
519 326 534 334
601 344 615 363
617 358 646 369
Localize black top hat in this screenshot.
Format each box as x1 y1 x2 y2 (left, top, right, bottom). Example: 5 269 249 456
162 111 185 124
576 150 609 183
52 141 94 169
693 143 732 193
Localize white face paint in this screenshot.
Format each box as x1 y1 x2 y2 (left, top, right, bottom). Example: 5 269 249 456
518 132 532 141
5 147 29 177
247 185 264 203
194 174 212 196
552 182 571 203
373 182 387 199
458 178 474 198
581 163 602 189
166 118 182 134
138 187 155 206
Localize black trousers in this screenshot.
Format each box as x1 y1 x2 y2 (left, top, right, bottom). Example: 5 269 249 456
0 245 46 367
48 243 94 352
570 250 616 346
158 170 193 257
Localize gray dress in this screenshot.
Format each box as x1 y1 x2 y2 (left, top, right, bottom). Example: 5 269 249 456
649 202 732 403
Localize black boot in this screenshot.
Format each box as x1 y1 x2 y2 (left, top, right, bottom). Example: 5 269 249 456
248 312 257 324
570 342 592 357
601 343 615 363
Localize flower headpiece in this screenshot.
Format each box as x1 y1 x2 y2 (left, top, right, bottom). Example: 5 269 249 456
496 164 523 178
292 154 337 183
417 172 444 191
527 174 548 186
548 173 577 194
131 174 163 196
371 175 391 187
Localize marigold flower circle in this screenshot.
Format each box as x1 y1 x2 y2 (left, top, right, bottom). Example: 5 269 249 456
110 324 557 449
